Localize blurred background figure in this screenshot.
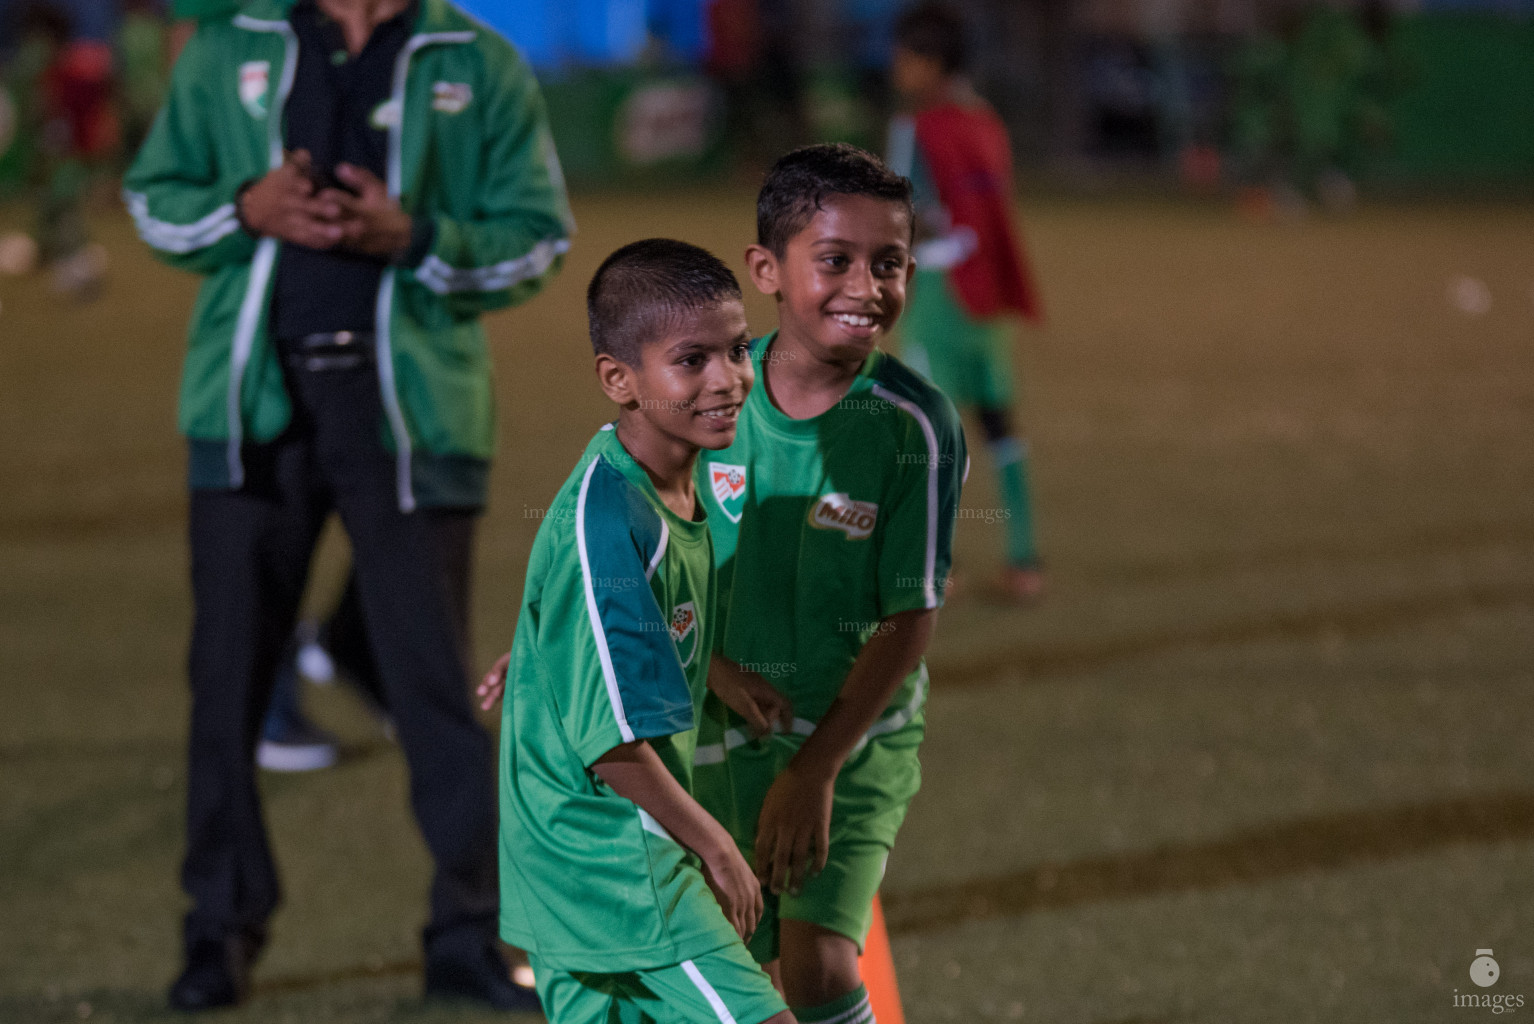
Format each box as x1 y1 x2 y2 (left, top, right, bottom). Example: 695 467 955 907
1228 1 1402 218
888 2 1046 603
1 1 115 298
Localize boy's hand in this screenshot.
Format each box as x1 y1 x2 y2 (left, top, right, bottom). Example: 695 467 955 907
699 840 764 941
477 651 510 711
753 762 834 897
708 655 794 740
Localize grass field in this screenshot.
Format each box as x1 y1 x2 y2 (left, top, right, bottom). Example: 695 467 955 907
2 192 1532 1024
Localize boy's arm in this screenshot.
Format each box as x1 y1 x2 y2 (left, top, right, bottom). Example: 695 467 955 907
752 608 936 896
593 740 763 940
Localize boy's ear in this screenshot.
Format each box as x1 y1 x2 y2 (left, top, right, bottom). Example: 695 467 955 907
595 352 637 407
743 244 781 298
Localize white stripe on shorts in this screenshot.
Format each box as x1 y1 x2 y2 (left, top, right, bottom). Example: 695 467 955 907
681 959 739 1024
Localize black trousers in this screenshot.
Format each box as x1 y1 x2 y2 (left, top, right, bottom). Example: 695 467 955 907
181 360 496 954
321 572 387 709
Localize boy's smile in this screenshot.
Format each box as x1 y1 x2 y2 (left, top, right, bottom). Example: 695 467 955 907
755 194 913 367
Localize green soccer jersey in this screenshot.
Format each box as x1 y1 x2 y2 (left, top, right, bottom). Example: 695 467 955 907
498 425 738 972
698 336 967 729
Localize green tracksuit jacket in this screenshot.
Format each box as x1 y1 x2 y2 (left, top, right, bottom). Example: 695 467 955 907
124 0 573 509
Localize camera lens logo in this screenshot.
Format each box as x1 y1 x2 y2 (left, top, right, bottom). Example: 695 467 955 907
1472 950 1501 988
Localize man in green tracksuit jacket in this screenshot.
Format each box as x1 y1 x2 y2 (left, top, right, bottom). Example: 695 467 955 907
124 0 572 1011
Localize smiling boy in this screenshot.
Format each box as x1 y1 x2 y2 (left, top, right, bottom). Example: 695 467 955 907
695 145 967 1023
495 239 794 1024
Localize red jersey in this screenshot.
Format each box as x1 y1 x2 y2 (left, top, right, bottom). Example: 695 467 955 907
913 100 1042 323
44 41 118 159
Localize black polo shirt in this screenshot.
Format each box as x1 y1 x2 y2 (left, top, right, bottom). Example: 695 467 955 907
271 0 426 343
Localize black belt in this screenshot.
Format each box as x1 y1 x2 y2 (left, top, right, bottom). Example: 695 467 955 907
283 330 375 372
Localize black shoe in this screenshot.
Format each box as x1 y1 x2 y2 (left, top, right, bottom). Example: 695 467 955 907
168 932 263 1012
424 941 542 1013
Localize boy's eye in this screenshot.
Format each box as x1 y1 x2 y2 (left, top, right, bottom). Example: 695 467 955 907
679 353 705 368
730 343 751 361
821 254 848 269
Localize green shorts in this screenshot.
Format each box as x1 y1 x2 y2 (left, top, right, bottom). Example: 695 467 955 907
529 942 787 1024
694 710 925 964
899 268 1016 410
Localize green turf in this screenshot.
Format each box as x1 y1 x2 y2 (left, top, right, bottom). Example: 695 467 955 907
1 194 1531 1023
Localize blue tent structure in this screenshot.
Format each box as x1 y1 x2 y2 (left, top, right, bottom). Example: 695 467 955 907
456 0 642 68
454 0 705 70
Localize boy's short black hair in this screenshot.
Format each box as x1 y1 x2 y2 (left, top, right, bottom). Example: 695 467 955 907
756 143 914 257
588 239 742 367
895 3 967 76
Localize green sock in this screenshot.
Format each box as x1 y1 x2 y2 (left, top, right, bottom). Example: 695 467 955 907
794 983 874 1024
991 437 1038 566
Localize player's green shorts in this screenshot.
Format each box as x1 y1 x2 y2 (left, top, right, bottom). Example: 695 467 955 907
899 267 1016 410
529 942 787 1024
694 712 925 964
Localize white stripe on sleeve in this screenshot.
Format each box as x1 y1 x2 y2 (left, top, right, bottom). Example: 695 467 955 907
871 384 942 608
575 459 635 743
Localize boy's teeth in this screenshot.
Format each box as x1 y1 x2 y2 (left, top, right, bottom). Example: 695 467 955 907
835 313 874 328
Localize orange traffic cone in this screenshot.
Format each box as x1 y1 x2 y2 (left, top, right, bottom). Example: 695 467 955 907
859 895 905 1024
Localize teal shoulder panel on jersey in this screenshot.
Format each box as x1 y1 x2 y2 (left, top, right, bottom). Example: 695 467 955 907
575 455 694 745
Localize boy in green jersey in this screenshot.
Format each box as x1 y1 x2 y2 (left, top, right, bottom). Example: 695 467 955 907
695 144 967 1023
492 239 795 1024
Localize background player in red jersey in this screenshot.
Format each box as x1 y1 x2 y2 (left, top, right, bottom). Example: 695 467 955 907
886 3 1045 603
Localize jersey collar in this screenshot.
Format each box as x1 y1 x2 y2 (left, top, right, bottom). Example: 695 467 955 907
748 332 882 438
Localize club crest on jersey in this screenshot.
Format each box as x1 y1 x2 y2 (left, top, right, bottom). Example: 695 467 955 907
432 81 473 114
808 492 878 540
238 62 269 119
669 601 698 668
709 463 747 524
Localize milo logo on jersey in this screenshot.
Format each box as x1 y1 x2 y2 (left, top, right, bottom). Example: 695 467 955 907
709 463 746 524
669 601 699 668
809 492 878 540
